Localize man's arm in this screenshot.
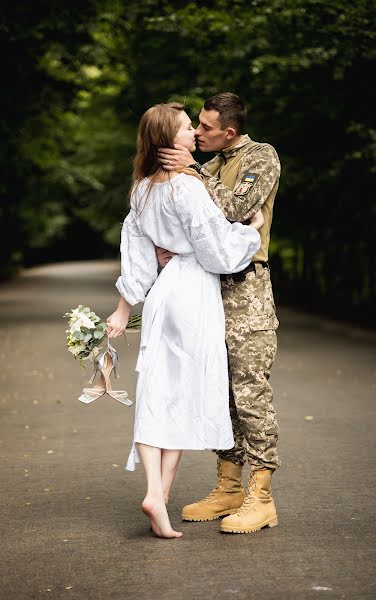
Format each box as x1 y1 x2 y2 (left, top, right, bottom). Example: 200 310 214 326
202 144 281 223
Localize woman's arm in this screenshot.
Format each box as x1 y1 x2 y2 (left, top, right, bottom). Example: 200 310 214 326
155 211 263 269
107 213 158 336
176 176 260 274
107 297 131 339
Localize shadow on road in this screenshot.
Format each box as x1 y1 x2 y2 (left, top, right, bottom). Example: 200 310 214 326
1 260 375 600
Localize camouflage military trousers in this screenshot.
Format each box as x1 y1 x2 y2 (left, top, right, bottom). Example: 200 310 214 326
217 264 281 471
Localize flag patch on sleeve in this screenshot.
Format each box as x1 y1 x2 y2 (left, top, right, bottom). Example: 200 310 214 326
234 172 259 196
243 173 257 183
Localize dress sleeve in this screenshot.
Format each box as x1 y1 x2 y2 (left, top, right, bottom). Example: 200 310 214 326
115 212 158 305
175 176 261 274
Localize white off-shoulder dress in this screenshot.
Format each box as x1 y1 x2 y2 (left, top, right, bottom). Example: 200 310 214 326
116 174 260 470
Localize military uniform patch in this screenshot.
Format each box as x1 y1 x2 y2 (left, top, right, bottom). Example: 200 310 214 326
234 182 251 196
243 172 258 184
234 173 259 196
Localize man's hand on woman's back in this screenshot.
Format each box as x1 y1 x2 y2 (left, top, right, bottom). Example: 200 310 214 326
250 210 264 230
156 246 176 267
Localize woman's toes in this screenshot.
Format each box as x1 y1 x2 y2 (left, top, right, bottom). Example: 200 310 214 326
141 497 181 539
173 531 183 538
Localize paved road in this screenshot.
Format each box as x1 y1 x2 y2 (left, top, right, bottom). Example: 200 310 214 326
0 261 375 600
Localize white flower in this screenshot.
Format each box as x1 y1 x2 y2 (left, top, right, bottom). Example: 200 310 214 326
65 305 104 364
69 344 86 356
70 313 96 332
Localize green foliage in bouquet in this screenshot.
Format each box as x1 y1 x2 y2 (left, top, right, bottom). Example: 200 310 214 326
64 305 142 365
127 314 142 330
64 305 107 365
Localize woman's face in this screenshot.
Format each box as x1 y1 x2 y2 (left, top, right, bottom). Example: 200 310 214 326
174 111 196 152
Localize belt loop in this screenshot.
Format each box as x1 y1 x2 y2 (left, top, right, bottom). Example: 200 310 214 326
255 262 264 278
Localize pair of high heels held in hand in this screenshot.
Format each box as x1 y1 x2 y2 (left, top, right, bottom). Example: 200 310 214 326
79 339 132 406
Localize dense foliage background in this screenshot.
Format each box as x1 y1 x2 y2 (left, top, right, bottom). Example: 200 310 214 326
1 0 375 323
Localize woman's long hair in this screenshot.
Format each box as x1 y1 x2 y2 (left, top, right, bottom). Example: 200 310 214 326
133 102 184 182
131 102 200 211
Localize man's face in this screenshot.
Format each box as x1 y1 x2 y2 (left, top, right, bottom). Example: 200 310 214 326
195 108 234 152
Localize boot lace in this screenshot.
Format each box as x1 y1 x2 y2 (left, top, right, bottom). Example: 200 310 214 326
198 464 222 503
237 473 257 514
201 486 221 502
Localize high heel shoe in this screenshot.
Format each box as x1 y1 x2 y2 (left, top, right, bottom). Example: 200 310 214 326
78 366 106 403
99 346 133 406
78 338 133 406
78 387 106 404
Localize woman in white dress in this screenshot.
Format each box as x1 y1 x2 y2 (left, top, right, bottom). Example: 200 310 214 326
106 103 262 539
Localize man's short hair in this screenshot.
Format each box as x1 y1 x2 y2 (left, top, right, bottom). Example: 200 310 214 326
204 92 246 134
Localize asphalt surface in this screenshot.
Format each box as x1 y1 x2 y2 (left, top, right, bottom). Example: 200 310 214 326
0 260 375 600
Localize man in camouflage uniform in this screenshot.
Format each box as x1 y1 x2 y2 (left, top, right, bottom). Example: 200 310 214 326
158 93 280 533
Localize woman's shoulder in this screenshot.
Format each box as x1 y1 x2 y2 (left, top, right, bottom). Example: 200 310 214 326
176 172 205 187
172 173 222 224
173 172 206 198
129 179 147 209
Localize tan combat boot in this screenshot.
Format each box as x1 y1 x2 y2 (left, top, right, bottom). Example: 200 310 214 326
181 459 245 521
220 468 278 533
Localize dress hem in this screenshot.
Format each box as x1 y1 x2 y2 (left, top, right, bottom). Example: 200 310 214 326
124 439 235 472
133 439 235 451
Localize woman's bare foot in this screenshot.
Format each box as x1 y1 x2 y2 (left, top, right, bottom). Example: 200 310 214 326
149 497 168 531
142 497 182 539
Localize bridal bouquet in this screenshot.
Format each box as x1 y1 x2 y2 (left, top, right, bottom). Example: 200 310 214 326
64 305 141 365
64 305 107 365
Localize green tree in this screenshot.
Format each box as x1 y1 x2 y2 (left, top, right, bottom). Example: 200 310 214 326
1 0 375 322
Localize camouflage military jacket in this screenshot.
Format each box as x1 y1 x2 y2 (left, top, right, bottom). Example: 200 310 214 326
201 134 281 224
